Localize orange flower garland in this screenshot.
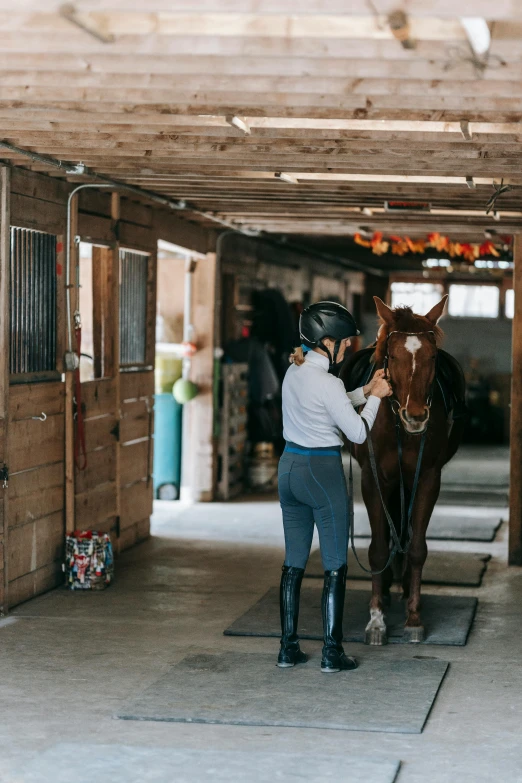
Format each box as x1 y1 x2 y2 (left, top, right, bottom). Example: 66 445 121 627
354 231 504 261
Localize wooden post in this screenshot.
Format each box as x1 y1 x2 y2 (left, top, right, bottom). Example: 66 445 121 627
180 252 217 503
110 193 122 554
509 235 522 565
64 194 78 534
0 166 10 613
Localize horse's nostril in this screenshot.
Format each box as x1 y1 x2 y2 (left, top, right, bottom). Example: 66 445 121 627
403 408 429 424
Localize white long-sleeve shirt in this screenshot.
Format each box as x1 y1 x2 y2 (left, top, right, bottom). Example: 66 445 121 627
282 350 381 447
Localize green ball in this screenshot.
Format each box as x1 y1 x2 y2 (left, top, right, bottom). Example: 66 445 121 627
173 378 198 404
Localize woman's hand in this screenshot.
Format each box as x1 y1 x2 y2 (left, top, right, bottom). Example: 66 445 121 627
371 376 393 399
363 369 387 397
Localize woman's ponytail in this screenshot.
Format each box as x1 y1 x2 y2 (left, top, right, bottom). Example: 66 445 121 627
289 346 306 366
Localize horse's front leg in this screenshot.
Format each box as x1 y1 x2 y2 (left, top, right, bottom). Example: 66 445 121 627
403 467 440 643
361 466 396 646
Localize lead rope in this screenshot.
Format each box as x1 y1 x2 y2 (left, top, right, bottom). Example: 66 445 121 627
349 446 398 576
73 319 88 471
348 418 427 576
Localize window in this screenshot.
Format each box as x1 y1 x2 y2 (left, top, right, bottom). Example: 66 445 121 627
10 227 57 375
79 243 95 382
505 289 514 319
390 282 444 313
448 284 499 318
78 242 114 382
119 249 149 366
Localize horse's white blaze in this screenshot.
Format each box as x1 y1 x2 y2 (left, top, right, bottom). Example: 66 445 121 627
404 334 422 376
404 335 422 409
365 608 386 633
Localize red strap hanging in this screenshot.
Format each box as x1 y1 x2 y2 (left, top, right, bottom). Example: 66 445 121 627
74 322 87 471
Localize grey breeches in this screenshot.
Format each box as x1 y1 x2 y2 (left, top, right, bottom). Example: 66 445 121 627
278 442 350 571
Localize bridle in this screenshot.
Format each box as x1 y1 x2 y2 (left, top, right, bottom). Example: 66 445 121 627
382 329 437 415
349 327 438 577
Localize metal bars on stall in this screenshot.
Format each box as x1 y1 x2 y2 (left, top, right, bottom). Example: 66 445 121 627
119 248 149 367
9 227 57 377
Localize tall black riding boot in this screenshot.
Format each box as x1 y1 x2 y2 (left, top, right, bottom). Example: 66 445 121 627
321 563 358 673
277 565 308 668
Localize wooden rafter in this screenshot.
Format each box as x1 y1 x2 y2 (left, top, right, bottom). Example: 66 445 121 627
0 4 521 239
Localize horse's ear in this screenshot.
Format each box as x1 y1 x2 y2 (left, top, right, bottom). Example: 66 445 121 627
425 295 448 325
374 296 394 326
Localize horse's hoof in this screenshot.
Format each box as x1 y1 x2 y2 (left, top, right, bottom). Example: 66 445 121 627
365 628 388 646
404 626 425 644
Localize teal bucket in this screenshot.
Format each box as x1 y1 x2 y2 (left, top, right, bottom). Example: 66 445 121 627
153 393 182 500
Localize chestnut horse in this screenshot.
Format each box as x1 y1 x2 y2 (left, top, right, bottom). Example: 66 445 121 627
341 295 466 644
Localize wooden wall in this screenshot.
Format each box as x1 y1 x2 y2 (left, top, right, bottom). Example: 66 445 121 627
8 382 65 606
0 166 214 608
74 378 119 542
0 167 10 614
218 232 365 346
120 371 155 550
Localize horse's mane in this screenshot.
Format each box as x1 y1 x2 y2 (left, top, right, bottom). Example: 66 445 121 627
373 306 444 363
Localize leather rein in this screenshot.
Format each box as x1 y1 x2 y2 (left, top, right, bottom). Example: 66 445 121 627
349 329 436 576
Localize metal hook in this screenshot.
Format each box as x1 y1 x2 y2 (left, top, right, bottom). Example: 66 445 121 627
32 412 47 422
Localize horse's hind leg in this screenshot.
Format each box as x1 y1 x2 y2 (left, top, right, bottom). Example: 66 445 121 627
404 468 440 643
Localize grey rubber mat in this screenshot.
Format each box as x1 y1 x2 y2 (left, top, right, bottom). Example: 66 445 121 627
225 587 477 646
437 488 508 507
11 743 401 783
118 651 447 734
305 548 490 587
350 505 502 542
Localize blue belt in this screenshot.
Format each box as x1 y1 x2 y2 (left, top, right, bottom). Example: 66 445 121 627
284 441 341 457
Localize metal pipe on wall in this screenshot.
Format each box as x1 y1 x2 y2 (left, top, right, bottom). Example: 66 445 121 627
65 183 117 364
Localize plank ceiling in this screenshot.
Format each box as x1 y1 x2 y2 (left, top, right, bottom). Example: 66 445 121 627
2 1 522 242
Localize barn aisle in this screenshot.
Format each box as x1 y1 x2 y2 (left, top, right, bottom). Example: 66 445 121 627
2 497 521 783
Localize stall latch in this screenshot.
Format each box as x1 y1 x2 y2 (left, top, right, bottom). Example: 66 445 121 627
1 464 8 489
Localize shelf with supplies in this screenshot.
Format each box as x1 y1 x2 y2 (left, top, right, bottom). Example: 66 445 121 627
218 362 249 500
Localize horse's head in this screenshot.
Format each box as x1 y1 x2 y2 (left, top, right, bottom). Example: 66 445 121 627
373 295 447 434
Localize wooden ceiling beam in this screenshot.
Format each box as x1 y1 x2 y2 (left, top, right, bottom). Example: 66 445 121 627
0 98 521 123
0 13 468 40
0 33 521 63
10 150 522 176
1 54 522 83
1 92 522 120
4 76 522 100
7 135 522 160
3 116 522 144
2 1 521 16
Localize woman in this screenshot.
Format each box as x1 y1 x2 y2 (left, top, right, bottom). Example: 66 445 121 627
277 301 392 673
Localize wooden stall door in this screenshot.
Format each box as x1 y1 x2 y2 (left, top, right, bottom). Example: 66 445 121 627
74 378 119 541
6 224 67 608
118 244 156 549
73 245 120 546
119 371 154 550
8 383 65 606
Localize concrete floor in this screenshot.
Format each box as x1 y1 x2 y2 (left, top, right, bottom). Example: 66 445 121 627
2 449 521 782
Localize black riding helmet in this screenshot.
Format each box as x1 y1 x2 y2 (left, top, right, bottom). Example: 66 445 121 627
300 301 360 368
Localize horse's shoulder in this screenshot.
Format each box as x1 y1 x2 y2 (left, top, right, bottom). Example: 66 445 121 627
340 347 376 391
